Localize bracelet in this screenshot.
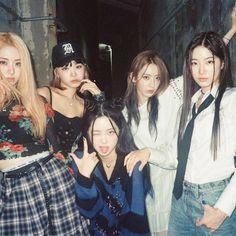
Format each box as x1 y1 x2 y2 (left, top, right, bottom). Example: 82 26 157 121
94 91 105 102
224 36 230 41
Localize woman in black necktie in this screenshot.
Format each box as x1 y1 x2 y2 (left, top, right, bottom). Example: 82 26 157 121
168 31 236 235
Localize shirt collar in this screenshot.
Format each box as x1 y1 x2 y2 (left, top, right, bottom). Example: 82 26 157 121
192 84 219 104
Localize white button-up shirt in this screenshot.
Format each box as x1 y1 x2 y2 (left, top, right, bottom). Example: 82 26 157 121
185 85 236 216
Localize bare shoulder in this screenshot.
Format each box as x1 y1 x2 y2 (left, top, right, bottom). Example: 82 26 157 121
37 86 49 95
37 86 51 102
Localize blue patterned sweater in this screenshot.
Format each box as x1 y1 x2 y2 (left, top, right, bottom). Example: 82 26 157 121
73 154 150 236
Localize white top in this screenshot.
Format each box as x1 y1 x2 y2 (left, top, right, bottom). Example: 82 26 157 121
123 76 183 232
185 86 236 216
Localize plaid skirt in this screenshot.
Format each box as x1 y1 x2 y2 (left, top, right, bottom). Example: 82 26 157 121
0 155 90 236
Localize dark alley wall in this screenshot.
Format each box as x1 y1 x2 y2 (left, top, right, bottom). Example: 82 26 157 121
56 0 98 78
0 0 56 87
138 0 236 82
56 0 139 98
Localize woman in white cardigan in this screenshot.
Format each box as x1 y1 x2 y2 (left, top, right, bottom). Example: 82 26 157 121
123 50 183 235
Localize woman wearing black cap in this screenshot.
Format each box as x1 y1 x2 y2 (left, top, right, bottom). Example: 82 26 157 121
38 41 105 157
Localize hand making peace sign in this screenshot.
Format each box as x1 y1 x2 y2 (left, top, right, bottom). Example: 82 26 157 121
70 137 99 178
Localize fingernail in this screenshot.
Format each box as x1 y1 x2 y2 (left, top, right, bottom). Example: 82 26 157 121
83 137 86 141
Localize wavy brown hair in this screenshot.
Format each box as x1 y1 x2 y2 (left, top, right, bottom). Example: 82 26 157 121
124 50 170 138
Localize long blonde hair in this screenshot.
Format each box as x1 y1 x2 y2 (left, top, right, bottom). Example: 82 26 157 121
0 32 47 138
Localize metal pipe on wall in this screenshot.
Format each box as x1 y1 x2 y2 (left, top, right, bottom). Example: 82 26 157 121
0 1 67 32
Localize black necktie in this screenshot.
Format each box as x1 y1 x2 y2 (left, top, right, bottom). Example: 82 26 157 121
173 94 214 199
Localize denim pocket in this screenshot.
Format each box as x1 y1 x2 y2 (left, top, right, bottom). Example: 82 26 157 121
201 184 225 207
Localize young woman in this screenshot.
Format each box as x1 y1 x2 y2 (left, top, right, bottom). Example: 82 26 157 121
123 50 182 236
38 41 105 154
168 31 236 236
0 32 89 235
71 100 150 236
123 8 236 236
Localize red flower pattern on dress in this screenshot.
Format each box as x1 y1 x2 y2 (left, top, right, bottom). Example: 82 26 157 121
0 141 25 154
54 152 66 161
9 105 30 122
54 152 74 176
44 103 55 118
0 141 12 148
10 144 24 152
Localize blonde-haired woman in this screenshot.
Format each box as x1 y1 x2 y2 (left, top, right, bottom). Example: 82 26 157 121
0 32 89 235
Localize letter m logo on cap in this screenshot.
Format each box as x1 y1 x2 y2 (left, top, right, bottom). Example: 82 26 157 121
62 43 74 55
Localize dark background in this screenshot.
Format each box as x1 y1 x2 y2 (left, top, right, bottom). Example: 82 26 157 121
55 0 236 98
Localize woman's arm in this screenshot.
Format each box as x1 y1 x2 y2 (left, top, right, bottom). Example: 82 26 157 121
74 170 104 219
196 90 236 232
124 79 182 175
71 140 103 218
37 87 51 104
223 6 236 45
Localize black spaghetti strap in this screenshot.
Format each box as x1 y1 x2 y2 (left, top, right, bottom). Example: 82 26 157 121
46 86 52 105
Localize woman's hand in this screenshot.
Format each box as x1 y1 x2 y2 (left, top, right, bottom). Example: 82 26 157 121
79 79 102 96
70 138 99 178
223 5 236 45
196 204 228 233
231 5 236 32
124 148 150 176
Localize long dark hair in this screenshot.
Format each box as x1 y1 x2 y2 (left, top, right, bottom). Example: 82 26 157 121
180 31 233 160
124 50 169 139
82 99 137 156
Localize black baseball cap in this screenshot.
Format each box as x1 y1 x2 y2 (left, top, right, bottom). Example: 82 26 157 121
51 41 85 69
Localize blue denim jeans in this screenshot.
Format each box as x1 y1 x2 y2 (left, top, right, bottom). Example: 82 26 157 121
168 177 236 236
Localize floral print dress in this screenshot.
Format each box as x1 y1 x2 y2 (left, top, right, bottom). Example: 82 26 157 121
0 100 89 235
1 102 52 159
